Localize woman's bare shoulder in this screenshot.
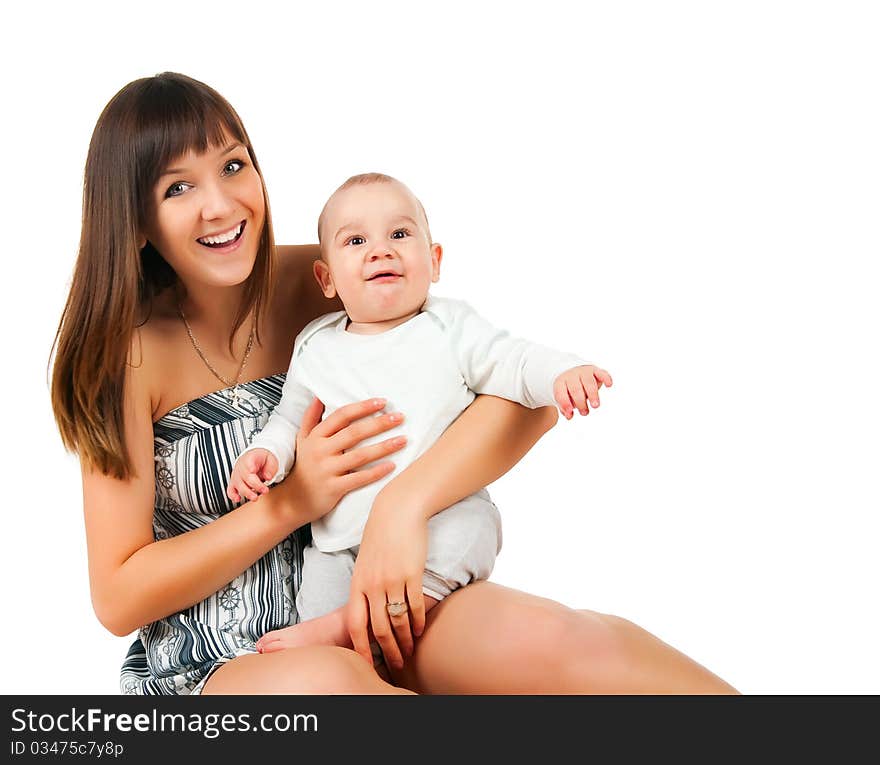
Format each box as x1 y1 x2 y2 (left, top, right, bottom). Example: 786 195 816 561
129 291 182 419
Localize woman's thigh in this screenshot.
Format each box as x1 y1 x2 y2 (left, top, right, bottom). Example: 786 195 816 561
391 581 737 694
202 645 412 695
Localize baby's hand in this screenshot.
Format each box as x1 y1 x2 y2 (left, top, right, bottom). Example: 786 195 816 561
226 449 279 503
553 365 613 420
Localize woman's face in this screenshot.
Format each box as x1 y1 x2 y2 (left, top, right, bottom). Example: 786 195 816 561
143 136 266 291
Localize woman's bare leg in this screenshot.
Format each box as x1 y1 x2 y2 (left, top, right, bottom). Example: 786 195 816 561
202 645 414 694
391 582 738 694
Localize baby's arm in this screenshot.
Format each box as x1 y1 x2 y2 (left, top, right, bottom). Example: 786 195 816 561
227 368 315 503
443 298 609 414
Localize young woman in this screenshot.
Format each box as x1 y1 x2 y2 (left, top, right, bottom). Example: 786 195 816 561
52 72 737 694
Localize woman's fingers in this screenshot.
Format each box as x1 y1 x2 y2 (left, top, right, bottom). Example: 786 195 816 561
407 580 426 638
298 397 326 437
367 592 405 670
346 597 374 666
337 460 397 493
295 397 408 507
312 398 387 439
386 592 414 659
338 435 407 473
330 411 405 453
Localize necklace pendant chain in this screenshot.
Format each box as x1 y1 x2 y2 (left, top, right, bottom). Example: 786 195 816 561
178 304 256 393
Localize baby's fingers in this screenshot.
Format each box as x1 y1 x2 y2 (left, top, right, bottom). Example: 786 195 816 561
240 472 268 501
568 378 590 416
553 378 575 420
583 374 601 409
595 368 613 388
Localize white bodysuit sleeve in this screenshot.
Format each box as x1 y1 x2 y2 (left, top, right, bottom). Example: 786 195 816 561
442 299 588 409
240 369 314 484
235 311 344 484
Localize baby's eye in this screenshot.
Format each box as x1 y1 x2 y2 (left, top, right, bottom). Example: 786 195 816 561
391 229 409 239
347 236 366 246
165 182 190 198
222 159 246 175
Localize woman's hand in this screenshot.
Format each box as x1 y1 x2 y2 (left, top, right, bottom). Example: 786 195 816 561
342 397 557 669
282 397 407 523
346 494 428 670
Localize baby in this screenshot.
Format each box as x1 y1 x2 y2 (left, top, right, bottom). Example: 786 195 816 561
227 173 612 653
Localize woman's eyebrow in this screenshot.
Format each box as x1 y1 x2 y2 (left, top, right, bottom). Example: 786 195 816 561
159 143 245 179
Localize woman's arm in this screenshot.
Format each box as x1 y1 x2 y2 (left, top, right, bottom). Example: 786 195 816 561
84 470 313 637
347 396 557 666
377 395 557 518
82 364 318 636
85 363 403 636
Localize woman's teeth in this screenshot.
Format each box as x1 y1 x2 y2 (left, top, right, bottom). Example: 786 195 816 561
198 222 243 247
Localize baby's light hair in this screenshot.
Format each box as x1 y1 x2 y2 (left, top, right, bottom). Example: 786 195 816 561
317 172 432 248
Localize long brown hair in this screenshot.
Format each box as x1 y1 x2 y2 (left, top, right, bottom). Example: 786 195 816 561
51 72 276 480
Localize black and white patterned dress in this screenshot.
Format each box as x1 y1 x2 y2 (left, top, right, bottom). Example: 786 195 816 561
120 374 309 695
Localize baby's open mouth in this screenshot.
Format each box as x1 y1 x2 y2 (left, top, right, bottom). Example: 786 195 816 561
197 221 245 248
367 271 401 281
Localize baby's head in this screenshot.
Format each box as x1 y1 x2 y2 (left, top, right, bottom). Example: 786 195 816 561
314 173 442 325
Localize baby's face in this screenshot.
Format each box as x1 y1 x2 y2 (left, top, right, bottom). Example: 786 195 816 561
315 181 441 325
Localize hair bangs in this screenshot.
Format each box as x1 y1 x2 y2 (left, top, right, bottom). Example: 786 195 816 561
133 75 250 217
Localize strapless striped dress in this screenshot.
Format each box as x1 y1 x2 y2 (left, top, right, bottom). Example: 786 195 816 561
120 374 309 695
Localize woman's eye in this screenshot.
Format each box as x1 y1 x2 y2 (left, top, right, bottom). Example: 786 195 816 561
165 182 189 198
348 236 366 246
223 159 245 175
391 229 409 239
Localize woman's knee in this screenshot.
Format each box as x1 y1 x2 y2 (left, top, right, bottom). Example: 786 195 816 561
203 646 392 694
289 646 380 693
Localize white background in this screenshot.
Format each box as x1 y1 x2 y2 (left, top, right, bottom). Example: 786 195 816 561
1 1 877 694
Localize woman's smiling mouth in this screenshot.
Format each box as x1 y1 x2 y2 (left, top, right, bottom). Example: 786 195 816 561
197 221 245 250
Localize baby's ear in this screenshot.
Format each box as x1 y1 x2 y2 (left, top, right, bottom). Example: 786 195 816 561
431 243 443 283
313 259 337 299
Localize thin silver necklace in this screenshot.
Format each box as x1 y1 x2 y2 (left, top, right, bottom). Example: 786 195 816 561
177 303 256 404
